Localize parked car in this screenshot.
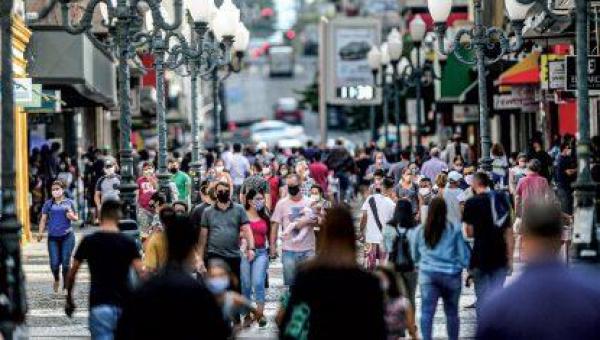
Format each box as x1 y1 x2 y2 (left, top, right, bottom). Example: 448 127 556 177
339 41 371 61
250 120 306 147
274 97 303 124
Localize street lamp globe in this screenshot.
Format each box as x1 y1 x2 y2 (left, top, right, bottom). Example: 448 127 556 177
211 0 240 41
397 57 410 76
186 0 218 23
380 42 391 66
428 0 452 23
367 45 382 71
387 28 403 62
233 22 250 52
505 0 534 21
409 15 427 43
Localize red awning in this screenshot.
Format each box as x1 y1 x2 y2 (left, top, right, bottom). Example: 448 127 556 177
495 52 540 86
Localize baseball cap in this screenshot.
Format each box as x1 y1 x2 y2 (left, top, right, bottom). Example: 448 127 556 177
448 171 463 183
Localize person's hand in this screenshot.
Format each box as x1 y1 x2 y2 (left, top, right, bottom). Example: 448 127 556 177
197 260 207 274
37 232 44 242
246 249 256 262
65 297 75 318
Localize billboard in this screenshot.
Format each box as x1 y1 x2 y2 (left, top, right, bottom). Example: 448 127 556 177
325 17 382 106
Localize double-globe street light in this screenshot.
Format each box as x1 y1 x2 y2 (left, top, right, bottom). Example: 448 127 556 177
368 16 433 151
428 0 530 171
166 0 249 204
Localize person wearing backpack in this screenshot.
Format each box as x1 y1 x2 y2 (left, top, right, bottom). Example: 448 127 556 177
386 199 417 308
360 176 396 270
463 172 514 316
411 197 470 340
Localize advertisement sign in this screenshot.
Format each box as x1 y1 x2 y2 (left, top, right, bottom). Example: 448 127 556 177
493 86 538 112
541 54 566 90
566 55 600 90
326 17 382 105
452 105 479 124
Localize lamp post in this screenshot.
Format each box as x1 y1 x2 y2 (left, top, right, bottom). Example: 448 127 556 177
367 46 382 143
429 0 529 171
37 0 184 230
0 1 27 337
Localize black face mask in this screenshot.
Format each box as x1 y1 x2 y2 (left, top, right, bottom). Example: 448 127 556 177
288 185 300 197
216 191 230 203
169 168 178 174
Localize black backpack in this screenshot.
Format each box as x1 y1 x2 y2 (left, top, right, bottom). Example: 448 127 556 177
390 227 414 272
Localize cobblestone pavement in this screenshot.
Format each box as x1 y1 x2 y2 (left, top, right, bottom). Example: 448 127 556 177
24 227 521 339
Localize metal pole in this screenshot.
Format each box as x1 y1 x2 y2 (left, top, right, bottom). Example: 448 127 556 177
473 0 492 172
394 79 402 152
318 17 328 146
0 1 27 337
116 17 138 225
370 105 377 143
383 81 389 147
154 38 171 201
189 71 202 204
415 46 423 149
212 67 220 149
573 0 598 260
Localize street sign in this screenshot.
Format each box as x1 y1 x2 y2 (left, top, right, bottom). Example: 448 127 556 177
325 17 382 106
565 55 600 90
14 78 33 104
493 86 539 112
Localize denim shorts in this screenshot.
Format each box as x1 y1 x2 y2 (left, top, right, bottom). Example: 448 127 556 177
89 304 122 340
282 250 315 286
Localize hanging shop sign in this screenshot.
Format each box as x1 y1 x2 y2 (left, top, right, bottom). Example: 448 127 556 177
566 55 600 90
493 86 539 112
452 104 479 124
541 54 566 90
14 78 33 104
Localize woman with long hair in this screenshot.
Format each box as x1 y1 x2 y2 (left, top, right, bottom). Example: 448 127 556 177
279 207 386 340
241 189 270 327
411 197 470 340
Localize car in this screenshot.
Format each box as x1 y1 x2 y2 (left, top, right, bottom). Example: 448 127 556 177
338 41 371 61
250 120 306 147
274 97 303 124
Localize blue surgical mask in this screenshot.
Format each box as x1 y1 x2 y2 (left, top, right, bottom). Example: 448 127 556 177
255 200 265 211
206 277 229 294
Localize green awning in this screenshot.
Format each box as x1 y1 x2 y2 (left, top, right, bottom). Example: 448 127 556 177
439 53 475 102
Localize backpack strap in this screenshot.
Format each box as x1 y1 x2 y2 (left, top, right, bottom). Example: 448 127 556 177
368 197 384 231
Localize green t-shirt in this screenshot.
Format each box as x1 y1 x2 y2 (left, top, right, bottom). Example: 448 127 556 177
172 171 191 201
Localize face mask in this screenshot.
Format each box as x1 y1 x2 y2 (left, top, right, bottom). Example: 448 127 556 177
280 170 288 176
310 194 320 203
105 167 115 176
254 200 265 211
419 187 431 196
411 168 418 175
465 175 474 186
169 168 178 174
144 169 154 177
376 158 383 165
262 168 271 176
215 166 224 173
288 185 300 197
206 277 229 294
216 191 230 203
51 189 63 198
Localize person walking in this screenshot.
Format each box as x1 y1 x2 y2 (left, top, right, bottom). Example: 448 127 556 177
508 153 528 195
388 150 410 186
228 143 251 201
136 162 158 236
477 203 600 340
65 199 144 339
554 142 577 215
240 162 271 210
198 181 256 291
168 158 191 205
411 197 470 340
463 172 513 315
420 148 448 181
94 159 121 217
308 152 329 194
444 171 464 227
38 180 78 293
395 167 419 217
279 207 386 340
240 189 270 327
270 174 316 286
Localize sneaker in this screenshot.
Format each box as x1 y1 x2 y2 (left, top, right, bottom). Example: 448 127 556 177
258 316 267 328
53 281 59 293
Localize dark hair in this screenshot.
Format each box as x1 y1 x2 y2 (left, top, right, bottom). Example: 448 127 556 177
373 169 385 178
560 142 571 152
401 150 410 160
315 206 356 264
528 159 541 173
51 180 65 189
389 199 414 229
472 172 491 188
172 200 189 212
252 162 263 173
383 177 395 190
453 155 464 164
99 199 123 222
375 266 402 299
310 184 324 195
150 192 167 206
424 197 448 248
165 211 199 265
522 203 563 240
200 180 210 195
244 189 271 225
233 143 242 153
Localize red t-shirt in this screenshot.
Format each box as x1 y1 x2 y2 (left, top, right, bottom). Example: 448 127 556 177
137 176 157 211
267 176 280 209
309 162 329 192
249 219 268 249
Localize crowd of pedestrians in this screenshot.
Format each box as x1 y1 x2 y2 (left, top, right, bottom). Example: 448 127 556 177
31 133 600 339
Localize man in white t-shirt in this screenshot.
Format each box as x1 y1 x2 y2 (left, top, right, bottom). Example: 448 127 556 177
360 176 395 270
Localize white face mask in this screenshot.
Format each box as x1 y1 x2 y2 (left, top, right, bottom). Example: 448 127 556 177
144 169 154 177
262 168 271 176
419 187 431 196
215 166 224 173
310 194 320 203
51 189 63 198
105 167 115 176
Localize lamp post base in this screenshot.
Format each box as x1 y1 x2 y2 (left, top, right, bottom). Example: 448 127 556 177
189 160 203 205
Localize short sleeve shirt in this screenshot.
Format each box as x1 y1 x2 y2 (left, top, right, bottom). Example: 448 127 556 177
172 171 191 201
137 176 157 211
41 199 75 237
361 194 395 244
95 174 121 202
200 203 249 258
272 197 315 252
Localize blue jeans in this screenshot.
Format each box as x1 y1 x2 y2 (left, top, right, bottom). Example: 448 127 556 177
282 250 315 286
419 271 462 340
48 232 75 283
241 248 269 304
89 305 121 340
473 267 508 315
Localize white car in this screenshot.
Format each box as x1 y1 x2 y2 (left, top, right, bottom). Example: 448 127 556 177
250 120 305 147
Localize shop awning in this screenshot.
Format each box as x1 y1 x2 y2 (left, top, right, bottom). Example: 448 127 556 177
495 52 540 87
439 53 475 103
28 27 117 109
